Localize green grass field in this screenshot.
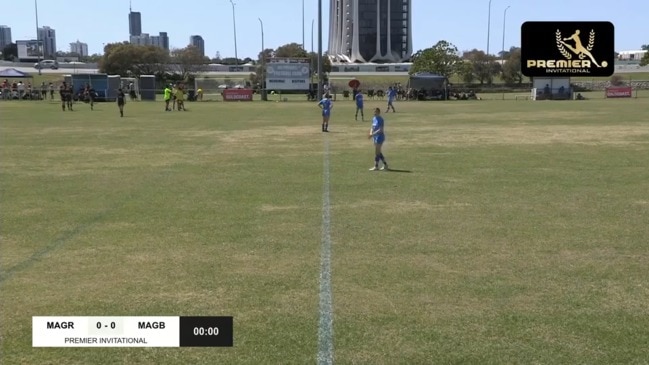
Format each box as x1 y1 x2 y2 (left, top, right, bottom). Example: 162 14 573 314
1 97 649 364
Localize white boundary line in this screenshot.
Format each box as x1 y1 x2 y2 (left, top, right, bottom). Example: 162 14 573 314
317 137 334 365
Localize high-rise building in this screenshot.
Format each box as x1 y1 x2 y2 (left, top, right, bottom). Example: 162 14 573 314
150 32 169 51
37 26 57 58
189 35 205 57
0 25 12 50
328 0 412 63
131 32 169 51
129 8 142 36
130 33 150 46
70 40 89 57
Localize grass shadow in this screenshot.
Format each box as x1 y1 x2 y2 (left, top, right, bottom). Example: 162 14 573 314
386 168 412 173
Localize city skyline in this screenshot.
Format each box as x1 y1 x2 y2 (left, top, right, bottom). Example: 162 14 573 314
2 0 648 60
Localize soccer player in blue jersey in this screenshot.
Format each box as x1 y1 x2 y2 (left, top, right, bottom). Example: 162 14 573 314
368 108 388 171
354 90 364 121
318 94 333 132
386 86 397 113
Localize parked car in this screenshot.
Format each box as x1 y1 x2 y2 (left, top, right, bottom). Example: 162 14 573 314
34 60 59 70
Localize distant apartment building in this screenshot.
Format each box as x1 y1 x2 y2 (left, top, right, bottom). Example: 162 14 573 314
0 25 12 50
37 26 57 58
70 40 89 57
129 10 142 36
189 35 205 57
151 32 169 51
130 33 150 46
130 32 169 51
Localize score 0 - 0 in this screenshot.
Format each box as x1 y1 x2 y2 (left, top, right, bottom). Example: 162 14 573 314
88 317 124 336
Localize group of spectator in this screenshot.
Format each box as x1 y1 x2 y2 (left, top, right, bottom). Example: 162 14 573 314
1 80 58 100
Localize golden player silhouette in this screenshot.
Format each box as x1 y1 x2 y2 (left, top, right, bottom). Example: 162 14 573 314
560 29 601 67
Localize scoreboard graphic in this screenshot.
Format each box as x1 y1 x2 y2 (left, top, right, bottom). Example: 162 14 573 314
32 316 233 347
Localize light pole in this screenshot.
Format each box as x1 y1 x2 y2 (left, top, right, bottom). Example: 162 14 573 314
501 6 511 66
311 19 314 54
259 18 267 101
302 0 305 50
35 0 41 75
229 0 238 65
486 0 493 56
317 0 323 100
311 19 315 88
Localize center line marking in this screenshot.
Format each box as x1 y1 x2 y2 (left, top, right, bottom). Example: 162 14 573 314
317 136 334 365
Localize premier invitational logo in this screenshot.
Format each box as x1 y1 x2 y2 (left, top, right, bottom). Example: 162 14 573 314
521 21 614 77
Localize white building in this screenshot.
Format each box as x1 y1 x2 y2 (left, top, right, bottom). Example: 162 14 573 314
328 0 413 63
70 40 89 57
618 50 647 62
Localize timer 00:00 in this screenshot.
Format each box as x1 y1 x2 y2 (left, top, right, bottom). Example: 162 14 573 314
193 327 219 336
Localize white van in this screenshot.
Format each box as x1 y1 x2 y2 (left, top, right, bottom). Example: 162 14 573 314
34 60 59 70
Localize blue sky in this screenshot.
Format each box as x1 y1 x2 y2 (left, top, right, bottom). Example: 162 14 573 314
3 0 648 58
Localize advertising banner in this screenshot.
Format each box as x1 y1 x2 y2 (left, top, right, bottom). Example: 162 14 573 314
605 86 632 98
222 89 253 101
17 40 42 59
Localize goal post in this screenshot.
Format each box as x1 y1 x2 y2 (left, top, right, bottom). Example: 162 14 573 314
194 76 252 101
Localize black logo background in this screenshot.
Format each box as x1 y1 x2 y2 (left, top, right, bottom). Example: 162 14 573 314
521 21 614 77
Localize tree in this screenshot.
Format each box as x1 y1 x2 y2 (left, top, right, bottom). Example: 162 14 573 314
275 42 308 58
462 49 499 84
457 61 475 83
169 45 207 80
2 43 17 61
308 52 332 75
99 42 168 76
84 54 103 63
212 51 222 63
501 47 523 84
219 57 239 65
134 46 169 75
641 44 649 51
257 48 275 62
409 40 461 78
249 48 275 86
498 49 512 59
641 51 649 67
